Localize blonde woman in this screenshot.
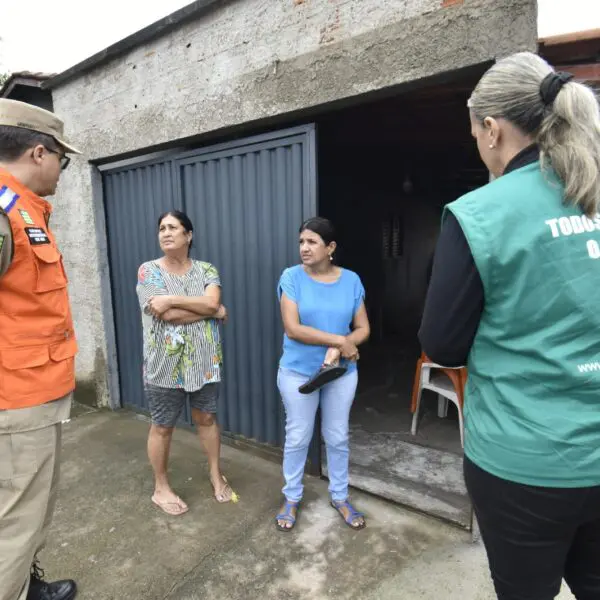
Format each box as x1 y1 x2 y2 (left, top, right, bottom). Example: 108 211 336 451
420 53 600 599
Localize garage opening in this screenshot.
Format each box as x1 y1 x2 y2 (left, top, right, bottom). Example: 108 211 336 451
316 74 488 527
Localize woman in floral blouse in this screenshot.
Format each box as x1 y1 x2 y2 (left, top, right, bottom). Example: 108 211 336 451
137 210 234 515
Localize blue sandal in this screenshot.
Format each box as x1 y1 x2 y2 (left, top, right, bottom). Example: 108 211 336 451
331 499 366 530
275 499 300 532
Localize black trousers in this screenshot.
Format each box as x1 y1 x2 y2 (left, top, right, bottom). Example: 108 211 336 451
464 457 600 600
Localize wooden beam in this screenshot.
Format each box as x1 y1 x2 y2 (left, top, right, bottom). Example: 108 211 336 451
539 28 600 46
556 62 600 82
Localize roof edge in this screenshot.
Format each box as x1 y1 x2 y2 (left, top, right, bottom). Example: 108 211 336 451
44 0 231 90
1 72 55 98
539 28 600 47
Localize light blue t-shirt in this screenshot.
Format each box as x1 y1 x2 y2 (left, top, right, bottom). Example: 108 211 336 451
277 265 365 376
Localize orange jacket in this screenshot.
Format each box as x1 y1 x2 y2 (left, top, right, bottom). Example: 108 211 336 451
0 169 77 409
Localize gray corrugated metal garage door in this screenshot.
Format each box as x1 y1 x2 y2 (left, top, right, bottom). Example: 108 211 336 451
104 160 181 418
103 125 316 448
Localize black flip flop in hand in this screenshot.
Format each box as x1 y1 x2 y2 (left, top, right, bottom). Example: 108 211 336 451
298 362 348 394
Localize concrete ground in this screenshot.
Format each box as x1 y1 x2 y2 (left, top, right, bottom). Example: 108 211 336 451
40 406 575 600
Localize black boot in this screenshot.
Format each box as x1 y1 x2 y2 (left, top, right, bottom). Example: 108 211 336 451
26 561 77 600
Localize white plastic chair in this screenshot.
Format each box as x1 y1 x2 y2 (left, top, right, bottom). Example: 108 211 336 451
411 362 465 448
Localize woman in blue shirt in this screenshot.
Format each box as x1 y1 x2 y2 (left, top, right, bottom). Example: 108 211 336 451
275 217 370 531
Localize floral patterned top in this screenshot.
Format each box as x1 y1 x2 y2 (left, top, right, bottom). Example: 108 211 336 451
136 260 222 392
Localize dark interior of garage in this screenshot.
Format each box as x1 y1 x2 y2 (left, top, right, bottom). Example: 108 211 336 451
315 74 489 526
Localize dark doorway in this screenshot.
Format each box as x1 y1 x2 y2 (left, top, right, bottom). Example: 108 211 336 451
317 73 488 527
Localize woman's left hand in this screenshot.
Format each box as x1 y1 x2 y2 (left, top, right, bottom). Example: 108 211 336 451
148 295 174 317
339 338 360 361
215 305 228 323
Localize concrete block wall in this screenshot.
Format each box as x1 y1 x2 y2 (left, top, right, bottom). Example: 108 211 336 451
50 0 537 406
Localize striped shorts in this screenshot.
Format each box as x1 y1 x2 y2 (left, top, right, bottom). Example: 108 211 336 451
144 383 220 427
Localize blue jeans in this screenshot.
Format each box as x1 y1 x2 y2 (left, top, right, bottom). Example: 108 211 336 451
277 367 358 502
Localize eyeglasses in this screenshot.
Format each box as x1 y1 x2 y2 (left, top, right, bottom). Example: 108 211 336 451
45 147 71 171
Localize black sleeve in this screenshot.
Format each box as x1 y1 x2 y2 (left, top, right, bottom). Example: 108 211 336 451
418 212 484 367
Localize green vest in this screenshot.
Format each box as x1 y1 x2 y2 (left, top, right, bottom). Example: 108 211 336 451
446 161 600 487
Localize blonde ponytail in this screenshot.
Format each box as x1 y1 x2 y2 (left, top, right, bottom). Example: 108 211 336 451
538 80 600 217
468 52 600 217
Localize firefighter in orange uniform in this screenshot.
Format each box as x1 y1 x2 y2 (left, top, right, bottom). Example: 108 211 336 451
0 99 80 600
